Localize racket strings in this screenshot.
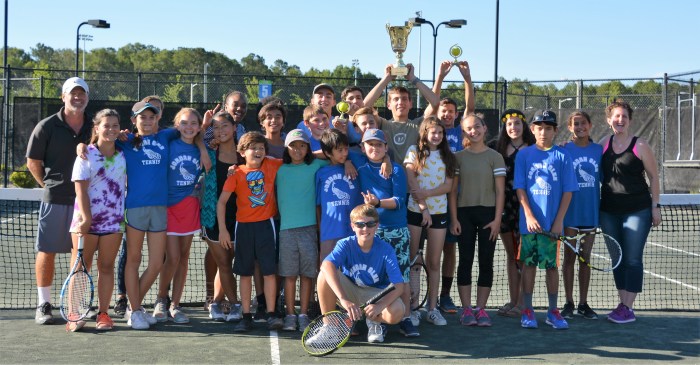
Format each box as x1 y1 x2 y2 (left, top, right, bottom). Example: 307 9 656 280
587 234 620 270
409 265 422 308
64 272 91 320
303 312 352 354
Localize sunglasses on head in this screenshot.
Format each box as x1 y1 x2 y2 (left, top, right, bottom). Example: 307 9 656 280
353 220 378 229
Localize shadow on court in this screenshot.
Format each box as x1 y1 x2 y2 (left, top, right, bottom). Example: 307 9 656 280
1 309 698 364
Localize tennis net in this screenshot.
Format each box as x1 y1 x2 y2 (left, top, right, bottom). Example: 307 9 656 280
1 188 698 311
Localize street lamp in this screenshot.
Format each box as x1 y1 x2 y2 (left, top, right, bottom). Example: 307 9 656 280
352 59 359 86
408 17 467 82
75 19 110 76
190 83 198 103
79 34 92 78
558 97 574 109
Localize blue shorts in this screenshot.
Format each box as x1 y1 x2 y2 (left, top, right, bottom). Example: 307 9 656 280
376 226 411 282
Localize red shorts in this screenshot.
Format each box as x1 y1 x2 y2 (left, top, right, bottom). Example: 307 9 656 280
167 196 201 235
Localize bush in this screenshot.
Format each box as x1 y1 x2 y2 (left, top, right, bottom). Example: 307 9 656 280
9 165 37 188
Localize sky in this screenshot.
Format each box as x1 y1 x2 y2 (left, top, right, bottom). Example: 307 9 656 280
2 0 699 83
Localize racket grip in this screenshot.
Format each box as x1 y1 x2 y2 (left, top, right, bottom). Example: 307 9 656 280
365 284 396 306
540 231 558 240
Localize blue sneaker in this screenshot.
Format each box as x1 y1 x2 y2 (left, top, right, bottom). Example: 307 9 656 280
546 309 569 329
521 308 538 329
438 295 458 313
399 317 420 337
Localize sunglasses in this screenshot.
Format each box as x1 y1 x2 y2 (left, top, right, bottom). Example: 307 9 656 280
353 221 378 229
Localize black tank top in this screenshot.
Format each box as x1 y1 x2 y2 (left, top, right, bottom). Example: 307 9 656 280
600 135 651 213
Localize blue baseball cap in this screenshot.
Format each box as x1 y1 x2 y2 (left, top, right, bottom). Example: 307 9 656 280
531 110 557 126
362 128 386 143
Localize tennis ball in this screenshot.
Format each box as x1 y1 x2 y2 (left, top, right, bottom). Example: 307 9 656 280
337 101 350 114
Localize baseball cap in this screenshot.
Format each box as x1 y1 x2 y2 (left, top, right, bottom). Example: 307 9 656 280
313 83 335 95
132 101 161 116
531 110 557 126
62 77 89 94
362 128 386 143
284 129 310 147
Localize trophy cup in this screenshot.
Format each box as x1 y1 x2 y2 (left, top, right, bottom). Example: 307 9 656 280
335 101 350 129
449 44 463 64
386 22 413 78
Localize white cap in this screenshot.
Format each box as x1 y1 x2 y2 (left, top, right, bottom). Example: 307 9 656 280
62 77 89 94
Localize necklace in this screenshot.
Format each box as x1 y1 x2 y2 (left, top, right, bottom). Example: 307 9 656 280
510 141 524 150
612 135 631 151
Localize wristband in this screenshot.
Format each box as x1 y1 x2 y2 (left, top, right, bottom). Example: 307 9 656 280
655 203 661 208
375 200 381 209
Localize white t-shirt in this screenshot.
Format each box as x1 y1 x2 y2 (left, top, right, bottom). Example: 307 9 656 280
403 145 448 214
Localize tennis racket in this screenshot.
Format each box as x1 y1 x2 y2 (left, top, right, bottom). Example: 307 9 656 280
301 284 396 356
409 248 428 311
541 228 622 272
59 236 94 322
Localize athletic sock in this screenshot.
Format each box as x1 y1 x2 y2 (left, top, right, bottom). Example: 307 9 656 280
37 286 50 306
548 293 558 312
523 293 533 311
440 276 453 297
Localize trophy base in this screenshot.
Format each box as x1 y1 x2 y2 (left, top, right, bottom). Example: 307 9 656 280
391 65 408 78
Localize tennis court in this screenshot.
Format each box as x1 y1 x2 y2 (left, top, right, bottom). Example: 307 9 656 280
1 188 699 363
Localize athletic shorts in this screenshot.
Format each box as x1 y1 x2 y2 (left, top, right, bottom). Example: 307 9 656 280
278 225 318 278
125 206 167 232
35 202 73 253
520 233 560 269
376 226 411 282
406 210 449 229
201 220 236 243
233 218 277 276
167 197 200 236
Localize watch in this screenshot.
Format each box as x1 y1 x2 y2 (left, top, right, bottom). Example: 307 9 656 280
655 203 661 208
374 200 381 208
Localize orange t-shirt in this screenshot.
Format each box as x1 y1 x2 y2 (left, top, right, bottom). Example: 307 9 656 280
222 158 283 223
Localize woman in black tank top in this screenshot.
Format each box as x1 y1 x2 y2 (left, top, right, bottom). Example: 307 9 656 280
599 101 661 324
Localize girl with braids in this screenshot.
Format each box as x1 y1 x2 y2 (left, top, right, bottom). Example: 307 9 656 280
449 113 506 327
490 109 535 318
403 116 457 327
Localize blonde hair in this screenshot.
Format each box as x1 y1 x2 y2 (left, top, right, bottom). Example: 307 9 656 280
349 204 380 223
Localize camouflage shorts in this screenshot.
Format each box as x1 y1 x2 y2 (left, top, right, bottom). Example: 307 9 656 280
520 233 560 269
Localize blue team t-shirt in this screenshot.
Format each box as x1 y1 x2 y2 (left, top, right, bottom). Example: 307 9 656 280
348 151 407 229
325 235 404 288
117 128 179 209
167 138 202 206
296 120 361 145
563 141 603 228
315 164 363 241
446 126 463 153
513 145 578 235
276 158 328 230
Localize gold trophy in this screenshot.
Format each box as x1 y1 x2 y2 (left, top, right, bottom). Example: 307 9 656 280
449 44 463 64
386 22 413 78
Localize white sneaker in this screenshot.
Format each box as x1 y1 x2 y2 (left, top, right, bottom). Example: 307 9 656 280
366 319 385 343
129 310 150 330
209 302 225 321
226 303 242 322
410 310 421 327
426 309 447 326
153 298 168 323
140 307 157 325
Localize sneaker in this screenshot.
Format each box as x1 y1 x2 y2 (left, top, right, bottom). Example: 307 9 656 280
399 317 420 337
140 307 157 325
86 306 98 320
561 302 575 319
234 316 253 332
426 309 447 326
113 296 128 318
35 302 54 325
546 309 569 329
226 303 242 322
366 319 386 343
267 314 284 330
577 302 598 320
204 296 213 311
95 312 114 331
170 306 189 324
476 308 492 327
607 304 636 324
307 324 346 347
438 295 458 313
128 309 150 330
283 314 297 331
521 308 538 329
153 298 168 323
607 302 625 320
254 296 267 322
410 310 421 327
66 319 86 332
297 314 311 332
459 307 477 326
209 302 225 321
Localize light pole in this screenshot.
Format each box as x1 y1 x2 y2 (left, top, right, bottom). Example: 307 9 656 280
75 19 110 76
351 59 359 86
408 17 467 82
558 97 573 109
79 34 92 78
190 83 198 103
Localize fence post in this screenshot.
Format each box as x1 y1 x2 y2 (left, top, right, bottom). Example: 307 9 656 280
546 91 550 110
501 80 507 112
2 64 8 186
660 73 668 193
523 90 527 110
577 79 583 109
137 72 142 100
39 76 44 118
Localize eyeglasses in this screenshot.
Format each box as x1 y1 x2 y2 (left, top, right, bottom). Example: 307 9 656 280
353 221 378 229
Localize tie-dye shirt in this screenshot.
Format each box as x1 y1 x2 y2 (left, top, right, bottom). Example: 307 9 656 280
69 144 127 234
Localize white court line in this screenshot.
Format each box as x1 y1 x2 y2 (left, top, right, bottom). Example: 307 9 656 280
644 269 700 292
270 330 281 365
648 241 700 258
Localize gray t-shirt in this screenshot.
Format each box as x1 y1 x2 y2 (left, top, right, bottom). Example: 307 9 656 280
381 117 423 163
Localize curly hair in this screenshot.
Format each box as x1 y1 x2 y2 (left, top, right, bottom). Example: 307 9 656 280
412 116 456 178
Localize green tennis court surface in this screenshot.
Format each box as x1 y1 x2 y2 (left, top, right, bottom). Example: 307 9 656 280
0 309 697 364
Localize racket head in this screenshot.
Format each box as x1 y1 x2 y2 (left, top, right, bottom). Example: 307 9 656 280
578 230 623 272
409 262 428 311
301 311 353 356
59 269 94 322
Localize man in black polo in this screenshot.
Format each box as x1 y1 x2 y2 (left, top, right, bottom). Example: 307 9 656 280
26 77 93 324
